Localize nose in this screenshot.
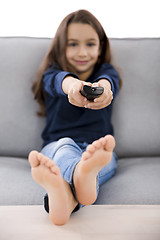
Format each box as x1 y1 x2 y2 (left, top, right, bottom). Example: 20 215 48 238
78 46 87 57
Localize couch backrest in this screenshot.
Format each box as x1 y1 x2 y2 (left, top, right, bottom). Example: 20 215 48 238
111 38 160 157
0 37 49 157
0 37 160 158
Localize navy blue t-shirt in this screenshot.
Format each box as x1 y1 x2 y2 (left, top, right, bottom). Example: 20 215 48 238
42 63 120 147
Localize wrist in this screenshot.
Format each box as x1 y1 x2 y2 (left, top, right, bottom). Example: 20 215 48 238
62 76 79 94
98 79 112 90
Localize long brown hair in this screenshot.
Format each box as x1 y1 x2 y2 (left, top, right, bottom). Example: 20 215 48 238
32 9 119 116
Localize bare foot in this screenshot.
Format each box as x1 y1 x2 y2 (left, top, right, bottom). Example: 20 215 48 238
73 135 115 205
28 151 78 225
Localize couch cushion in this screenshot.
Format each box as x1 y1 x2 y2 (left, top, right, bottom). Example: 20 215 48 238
0 157 45 205
1 156 160 206
96 157 160 205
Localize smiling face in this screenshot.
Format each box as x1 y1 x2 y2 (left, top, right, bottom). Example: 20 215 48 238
66 23 101 81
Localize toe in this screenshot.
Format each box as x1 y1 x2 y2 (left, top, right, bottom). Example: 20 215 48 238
104 135 116 151
82 151 91 160
28 151 40 167
45 160 53 168
50 165 61 175
92 139 102 149
38 153 51 165
86 144 96 153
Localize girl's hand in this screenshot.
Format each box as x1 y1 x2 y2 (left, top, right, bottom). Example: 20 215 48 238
63 76 113 109
66 78 91 108
84 81 113 110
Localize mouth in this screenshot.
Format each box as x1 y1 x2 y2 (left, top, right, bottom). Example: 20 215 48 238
75 60 89 65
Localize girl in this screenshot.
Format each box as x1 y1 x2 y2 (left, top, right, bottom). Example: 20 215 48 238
29 9 121 225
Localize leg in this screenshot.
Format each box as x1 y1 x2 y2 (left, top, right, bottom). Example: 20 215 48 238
73 135 116 205
41 138 85 208
41 138 83 186
28 151 78 225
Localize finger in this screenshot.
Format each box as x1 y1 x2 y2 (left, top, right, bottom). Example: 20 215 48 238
74 90 88 103
92 82 99 87
85 98 110 109
94 88 113 104
83 82 92 86
94 94 106 103
68 91 89 108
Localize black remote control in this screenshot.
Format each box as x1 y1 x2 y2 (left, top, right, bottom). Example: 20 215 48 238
80 85 104 101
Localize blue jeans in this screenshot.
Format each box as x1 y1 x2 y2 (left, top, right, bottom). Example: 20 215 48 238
41 137 118 213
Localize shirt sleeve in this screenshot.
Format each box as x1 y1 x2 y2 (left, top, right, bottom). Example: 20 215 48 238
93 63 120 98
42 68 79 97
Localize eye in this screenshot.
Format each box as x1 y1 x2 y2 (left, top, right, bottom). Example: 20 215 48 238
68 42 77 47
87 43 95 47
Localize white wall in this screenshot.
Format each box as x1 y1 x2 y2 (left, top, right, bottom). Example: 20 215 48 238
0 0 159 38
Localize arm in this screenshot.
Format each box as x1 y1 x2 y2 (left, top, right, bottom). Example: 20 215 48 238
84 63 120 110
94 63 120 98
42 68 79 97
42 68 90 108
62 63 120 109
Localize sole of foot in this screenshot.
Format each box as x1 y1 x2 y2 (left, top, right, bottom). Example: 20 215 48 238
28 151 78 225
73 135 115 205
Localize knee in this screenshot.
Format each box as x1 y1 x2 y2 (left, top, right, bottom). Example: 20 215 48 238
57 137 76 147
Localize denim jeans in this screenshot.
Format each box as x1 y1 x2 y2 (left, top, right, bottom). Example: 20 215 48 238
41 137 118 213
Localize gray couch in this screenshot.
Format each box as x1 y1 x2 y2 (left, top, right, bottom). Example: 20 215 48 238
0 37 160 206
